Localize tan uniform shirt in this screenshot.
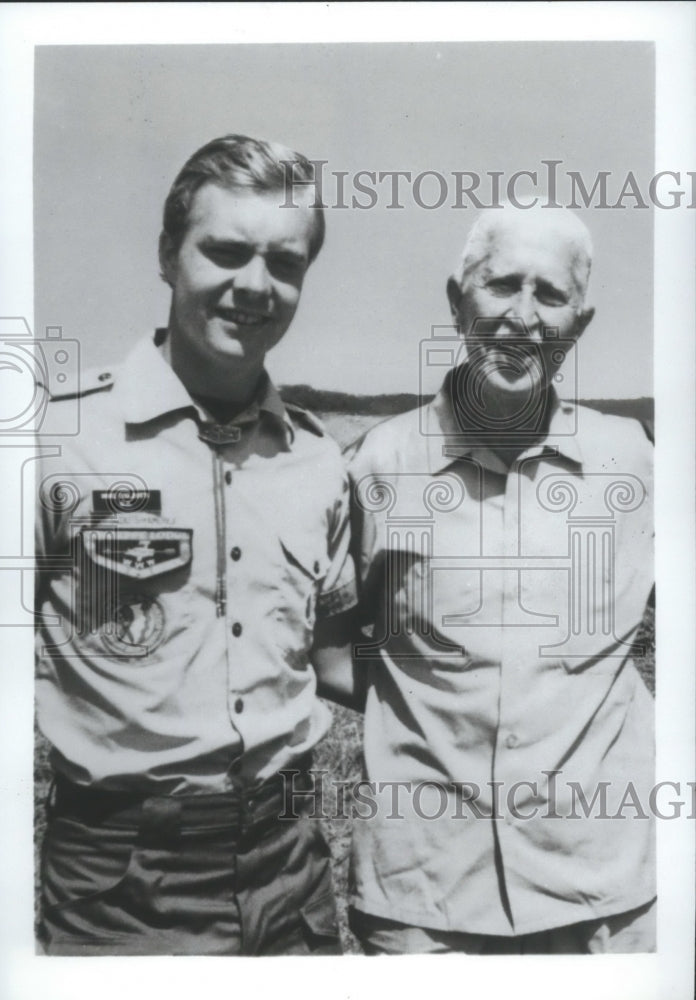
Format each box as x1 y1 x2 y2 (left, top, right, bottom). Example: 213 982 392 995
36 332 356 792
348 382 654 935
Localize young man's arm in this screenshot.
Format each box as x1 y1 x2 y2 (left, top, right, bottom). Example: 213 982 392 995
311 609 367 713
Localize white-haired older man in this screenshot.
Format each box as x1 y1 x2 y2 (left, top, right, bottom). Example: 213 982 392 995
343 206 655 954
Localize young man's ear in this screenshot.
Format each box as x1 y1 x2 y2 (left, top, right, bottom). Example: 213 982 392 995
158 231 177 287
446 277 462 322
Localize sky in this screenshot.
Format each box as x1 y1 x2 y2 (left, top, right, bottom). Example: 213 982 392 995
34 42 654 399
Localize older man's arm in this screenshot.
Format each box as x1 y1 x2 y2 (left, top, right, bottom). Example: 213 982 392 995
312 609 367 713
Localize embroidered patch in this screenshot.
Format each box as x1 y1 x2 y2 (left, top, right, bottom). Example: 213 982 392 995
101 594 166 658
80 527 192 579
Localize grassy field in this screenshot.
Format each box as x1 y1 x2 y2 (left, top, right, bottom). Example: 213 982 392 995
34 404 655 955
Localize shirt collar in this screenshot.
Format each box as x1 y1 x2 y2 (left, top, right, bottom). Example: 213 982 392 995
113 332 295 445
423 368 584 475
113 333 194 424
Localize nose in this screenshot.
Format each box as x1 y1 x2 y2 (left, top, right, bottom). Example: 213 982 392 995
234 254 271 301
513 286 540 335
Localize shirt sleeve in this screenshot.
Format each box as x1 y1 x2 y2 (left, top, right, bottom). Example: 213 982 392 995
316 462 358 619
344 436 386 629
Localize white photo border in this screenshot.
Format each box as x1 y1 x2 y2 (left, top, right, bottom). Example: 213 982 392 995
0 4 693 1000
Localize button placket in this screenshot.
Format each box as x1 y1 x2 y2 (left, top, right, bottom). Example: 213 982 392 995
499 466 525 740
222 460 245 739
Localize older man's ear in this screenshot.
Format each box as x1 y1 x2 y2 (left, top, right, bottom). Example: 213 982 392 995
572 305 595 342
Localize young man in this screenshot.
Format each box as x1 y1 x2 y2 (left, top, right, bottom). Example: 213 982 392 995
346 206 655 954
35 134 356 955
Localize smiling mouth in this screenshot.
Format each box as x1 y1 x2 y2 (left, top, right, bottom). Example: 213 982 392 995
215 307 270 328
478 343 544 382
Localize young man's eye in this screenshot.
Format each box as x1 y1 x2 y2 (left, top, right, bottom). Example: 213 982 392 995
268 256 306 281
204 245 252 268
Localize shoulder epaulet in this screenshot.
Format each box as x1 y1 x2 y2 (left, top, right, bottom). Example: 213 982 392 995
284 401 325 437
47 367 116 402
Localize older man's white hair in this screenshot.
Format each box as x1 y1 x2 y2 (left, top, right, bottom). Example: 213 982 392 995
452 204 594 299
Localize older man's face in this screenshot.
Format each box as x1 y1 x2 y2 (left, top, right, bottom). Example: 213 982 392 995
448 221 594 401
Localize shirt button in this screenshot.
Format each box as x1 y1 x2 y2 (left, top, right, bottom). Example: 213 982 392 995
505 733 519 749
230 546 241 561
313 560 320 574
234 697 244 713
224 470 232 485
232 622 242 637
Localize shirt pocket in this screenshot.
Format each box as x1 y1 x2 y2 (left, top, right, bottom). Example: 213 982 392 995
271 533 329 669
391 553 480 630
278 532 329 630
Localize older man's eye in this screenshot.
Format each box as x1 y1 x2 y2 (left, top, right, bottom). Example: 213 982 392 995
485 278 520 297
536 282 568 306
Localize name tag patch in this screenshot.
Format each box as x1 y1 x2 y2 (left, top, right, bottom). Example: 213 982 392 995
92 489 162 515
81 527 193 579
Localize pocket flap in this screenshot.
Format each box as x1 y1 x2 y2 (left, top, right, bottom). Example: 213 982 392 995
279 534 328 582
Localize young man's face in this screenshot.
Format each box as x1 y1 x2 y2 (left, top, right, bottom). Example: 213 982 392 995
448 221 594 402
159 183 316 380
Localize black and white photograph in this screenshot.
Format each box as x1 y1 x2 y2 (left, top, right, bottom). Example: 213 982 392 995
0 4 694 1000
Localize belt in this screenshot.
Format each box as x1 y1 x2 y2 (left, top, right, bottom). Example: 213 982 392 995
50 754 315 836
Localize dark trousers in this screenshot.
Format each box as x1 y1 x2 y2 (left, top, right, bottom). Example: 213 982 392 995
39 772 341 956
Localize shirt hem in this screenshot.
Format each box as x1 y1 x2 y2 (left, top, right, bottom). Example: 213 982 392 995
349 889 657 937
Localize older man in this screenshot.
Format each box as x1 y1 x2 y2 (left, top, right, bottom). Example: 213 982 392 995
35 134 356 955
346 206 655 953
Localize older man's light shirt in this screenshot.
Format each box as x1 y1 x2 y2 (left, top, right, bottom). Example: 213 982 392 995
349 383 654 934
